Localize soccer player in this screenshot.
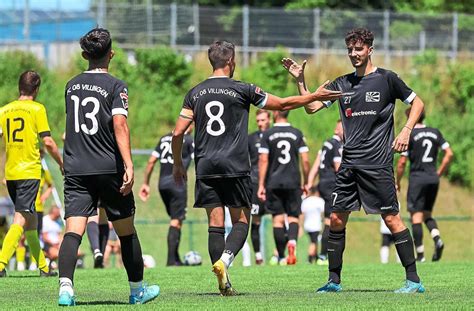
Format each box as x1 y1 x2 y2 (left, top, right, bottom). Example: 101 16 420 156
257 110 310 265
36 153 54 235
283 27 426 293
396 109 453 262
172 40 342 296
0 70 63 277
306 120 343 264
248 109 271 265
300 186 325 263
139 127 194 266
85 206 109 268
57 28 159 306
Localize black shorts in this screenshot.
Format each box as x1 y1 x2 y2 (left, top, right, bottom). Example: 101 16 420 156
64 174 135 222
251 182 265 216
332 166 399 215
407 179 439 213
308 231 319 244
194 176 252 209
6 179 40 213
318 180 335 218
159 186 187 220
266 188 302 217
382 233 395 246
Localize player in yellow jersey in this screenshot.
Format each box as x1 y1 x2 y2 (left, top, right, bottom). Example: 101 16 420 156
0 71 63 277
36 155 54 234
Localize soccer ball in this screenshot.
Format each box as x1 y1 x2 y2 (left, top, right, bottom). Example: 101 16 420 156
142 254 156 268
184 251 202 266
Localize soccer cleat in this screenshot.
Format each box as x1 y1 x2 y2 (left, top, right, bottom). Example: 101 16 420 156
255 258 263 265
394 280 425 293
287 244 296 265
58 292 76 306
212 260 237 296
416 256 426 263
432 240 444 262
129 284 160 304
316 280 342 293
40 269 58 277
0 269 6 277
94 252 104 268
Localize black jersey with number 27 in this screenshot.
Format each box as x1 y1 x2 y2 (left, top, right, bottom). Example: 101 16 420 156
183 77 267 179
64 72 129 176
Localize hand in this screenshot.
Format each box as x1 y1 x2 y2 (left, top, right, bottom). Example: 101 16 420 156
173 163 187 187
313 80 342 101
302 184 310 197
392 127 411 152
281 58 306 81
257 185 266 202
139 184 150 202
120 166 134 196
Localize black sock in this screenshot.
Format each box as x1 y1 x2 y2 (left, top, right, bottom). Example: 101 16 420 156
58 232 82 282
327 229 345 284
411 223 424 258
167 226 180 266
98 224 109 255
288 222 299 242
273 227 286 258
424 218 441 243
175 228 182 263
223 222 249 256
393 228 420 283
119 233 144 282
251 223 260 253
320 225 330 257
86 221 100 253
208 226 225 264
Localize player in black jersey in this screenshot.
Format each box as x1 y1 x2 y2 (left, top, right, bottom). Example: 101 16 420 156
172 40 342 296
139 128 194 266
58 28 159 306
396 109 453 262
283 28 426 293
306 120 343 264
258 110 310 265
248 110 271 265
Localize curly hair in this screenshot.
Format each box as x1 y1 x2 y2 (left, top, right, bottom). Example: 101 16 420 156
80 28 112 59
345 28 374 46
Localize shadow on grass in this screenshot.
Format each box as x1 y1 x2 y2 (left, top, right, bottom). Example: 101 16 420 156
7 275 39 278
195 292 250 296
344 289 393 293
76 301 129 306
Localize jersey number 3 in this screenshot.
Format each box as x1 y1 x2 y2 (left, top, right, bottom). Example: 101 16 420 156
71 95 100 135
277 140 291 164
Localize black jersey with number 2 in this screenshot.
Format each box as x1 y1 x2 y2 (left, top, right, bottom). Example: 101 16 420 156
64 72 129 176
259 123 309 189
248 130 264 184
182 77 267 179
324 68 416 168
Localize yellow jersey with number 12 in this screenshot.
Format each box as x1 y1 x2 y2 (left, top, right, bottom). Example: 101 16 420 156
0 100 51 180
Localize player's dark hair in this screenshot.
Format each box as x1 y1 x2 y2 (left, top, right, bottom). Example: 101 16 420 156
18 70 41 96
256 109 270 117
80 28 112 59
406 107 425 122
208 40 235 70
277 110 290 119
345 28 374 47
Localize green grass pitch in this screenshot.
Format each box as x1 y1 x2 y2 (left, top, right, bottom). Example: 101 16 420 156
0 262 472 310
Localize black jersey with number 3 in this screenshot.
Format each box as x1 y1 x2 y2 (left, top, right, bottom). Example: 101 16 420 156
248 130 264 184
259 123 309 189
402 125 449 178
324 68 416 168
64 72 129 176
183 77 267 179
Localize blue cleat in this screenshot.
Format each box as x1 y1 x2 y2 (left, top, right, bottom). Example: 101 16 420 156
58 292 76 306
129 284 160 304
316 280 342 293
395 280 425 293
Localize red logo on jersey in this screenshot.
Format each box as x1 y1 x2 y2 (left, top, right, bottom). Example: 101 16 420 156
255 86 265 96
345 108 352 118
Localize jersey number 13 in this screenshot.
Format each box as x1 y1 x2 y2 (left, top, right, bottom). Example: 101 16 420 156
71 95 100 135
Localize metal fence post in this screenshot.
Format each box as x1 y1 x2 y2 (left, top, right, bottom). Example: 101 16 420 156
146 0 153 46
313 8 320 54
23 0 30 51
419 30 426 52
452 12 458 60
170 3 177 48
383 10 390 65
242 5 249 68
193 3 200 51
97 0 106 28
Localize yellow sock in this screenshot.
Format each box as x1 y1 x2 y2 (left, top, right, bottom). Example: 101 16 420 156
16 245 26 263
25 230 48 272
0 224 23 271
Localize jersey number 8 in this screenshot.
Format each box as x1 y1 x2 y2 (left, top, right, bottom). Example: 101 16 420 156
71 95 100 135
205 101 225 136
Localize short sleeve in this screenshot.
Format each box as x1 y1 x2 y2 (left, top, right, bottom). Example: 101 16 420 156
258 132 270 154
400 151 409 157
151 141 160 159
37 105 51 137
322 80 339 108
246 83 268 108
112 82 129 117
437 130 450 150
333 145 342 163
388 71 416 105
182 90 194 111
298 134 309 153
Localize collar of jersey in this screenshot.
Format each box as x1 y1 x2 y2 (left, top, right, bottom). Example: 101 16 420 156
414 124 426 129
83 70 108 73
208 76 229 79
353 66 378 77
274 122 291 127
333 135 342 141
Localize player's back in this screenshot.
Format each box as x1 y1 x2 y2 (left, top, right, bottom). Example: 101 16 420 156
63 71 129 176
318 136 343 183
155 132 193 186
0 100 50 180
183 77 266 179
260 123 308 189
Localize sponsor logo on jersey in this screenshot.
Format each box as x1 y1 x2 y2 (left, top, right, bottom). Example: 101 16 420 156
120 88 129 109
365 91 380 102
346 110 377 118
255 86 265 96
345 108 352 118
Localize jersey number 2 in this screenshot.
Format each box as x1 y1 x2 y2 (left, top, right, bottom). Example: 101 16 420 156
71 95 100 135
160 141 173 164
421 139 434 163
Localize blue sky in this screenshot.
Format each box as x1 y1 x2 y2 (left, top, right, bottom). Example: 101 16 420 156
0 0 91 11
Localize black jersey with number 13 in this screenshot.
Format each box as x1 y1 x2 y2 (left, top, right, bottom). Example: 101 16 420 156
183 77 267 179
64 72 129 176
